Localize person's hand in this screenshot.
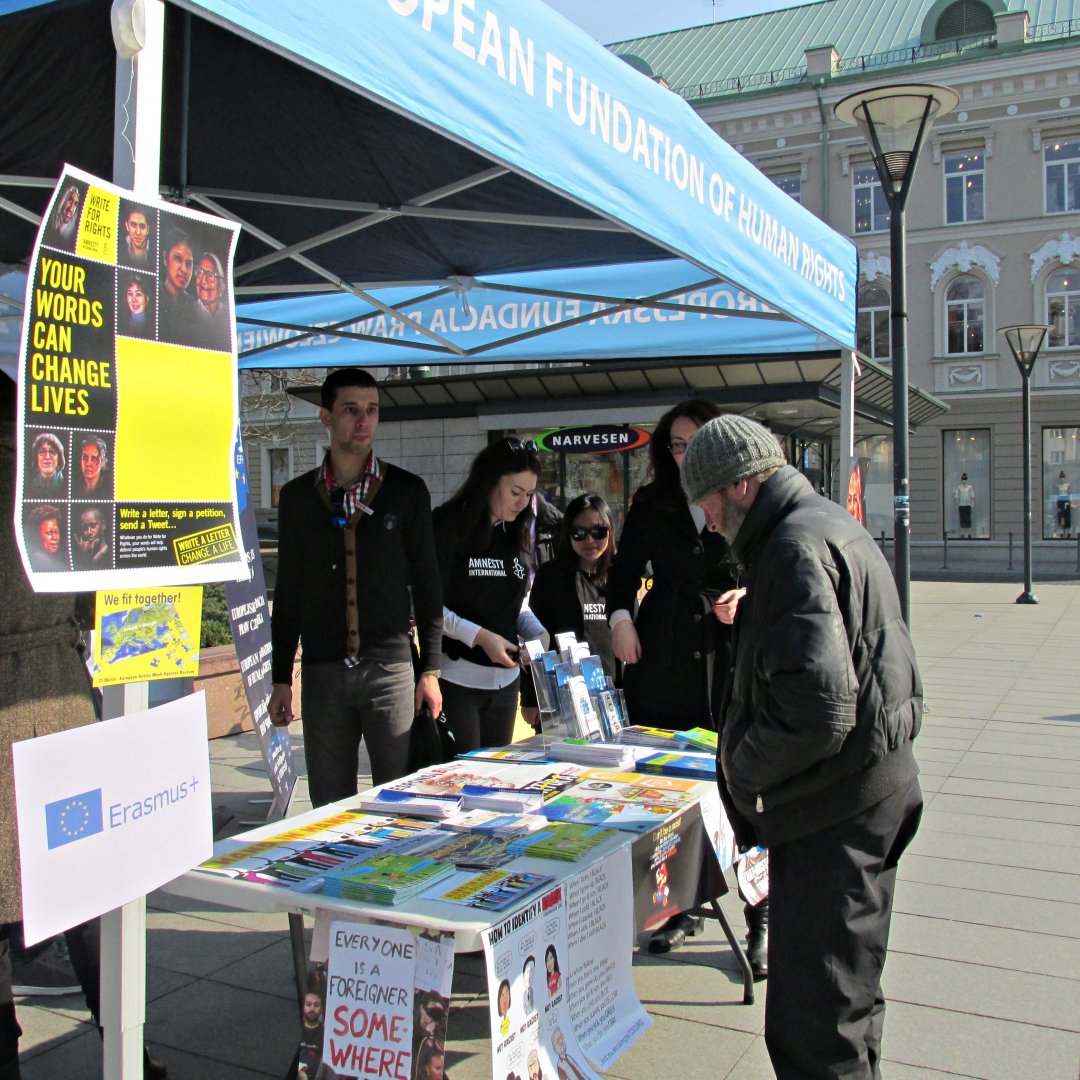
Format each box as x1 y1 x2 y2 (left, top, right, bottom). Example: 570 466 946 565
612 620 641 664
521 706 543 734
475 629 519 667
268 683 294 726
712 587 746 625
415 671 442 716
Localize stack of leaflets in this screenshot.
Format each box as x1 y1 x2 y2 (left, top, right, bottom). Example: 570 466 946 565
459 788 544 813
356 789 462 818
636 750 717 780
424 868 555 912
236 839 384 891
375 760 586 803
537 769 702 832
391 829 520 870
675 727 719 753
439 809 552 836
457 747 551 764
197 810 435 888
616 725 685 750
507 821 617 861
546 739 637 769
321 853 456 905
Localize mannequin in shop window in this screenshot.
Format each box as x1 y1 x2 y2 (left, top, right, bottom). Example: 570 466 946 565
1057 471 1073 538
954 473 975 539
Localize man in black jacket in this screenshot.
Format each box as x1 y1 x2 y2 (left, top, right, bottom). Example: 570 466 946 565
682 414 923 1080
269 369 442 803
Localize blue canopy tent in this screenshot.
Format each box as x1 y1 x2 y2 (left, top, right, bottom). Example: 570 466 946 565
1 0 856 350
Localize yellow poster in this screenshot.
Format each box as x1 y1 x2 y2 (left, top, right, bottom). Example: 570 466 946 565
91 586 203 687
16 164 245 593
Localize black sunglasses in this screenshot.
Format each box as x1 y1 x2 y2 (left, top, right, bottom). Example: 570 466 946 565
569 524 610 542
329 487 348 529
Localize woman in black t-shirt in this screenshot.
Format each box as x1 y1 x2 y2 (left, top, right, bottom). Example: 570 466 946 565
432 438 547 753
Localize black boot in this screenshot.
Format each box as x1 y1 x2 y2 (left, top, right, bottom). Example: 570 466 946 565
744 898 768 981
647 911 705 954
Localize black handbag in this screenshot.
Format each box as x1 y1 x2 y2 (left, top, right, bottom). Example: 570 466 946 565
408 703 455 771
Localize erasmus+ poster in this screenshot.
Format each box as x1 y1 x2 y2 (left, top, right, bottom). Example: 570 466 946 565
16 165 245 592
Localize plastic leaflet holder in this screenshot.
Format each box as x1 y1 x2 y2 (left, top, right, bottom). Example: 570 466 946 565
526 634 627 744
553 656 627 743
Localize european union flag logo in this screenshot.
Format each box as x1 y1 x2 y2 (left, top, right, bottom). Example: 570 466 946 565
44 789 104 850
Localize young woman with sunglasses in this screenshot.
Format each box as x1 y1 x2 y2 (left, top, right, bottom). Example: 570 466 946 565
432 438 548 752
529 494 618 687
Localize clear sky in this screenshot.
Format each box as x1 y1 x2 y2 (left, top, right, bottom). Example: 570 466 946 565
544 0 817 43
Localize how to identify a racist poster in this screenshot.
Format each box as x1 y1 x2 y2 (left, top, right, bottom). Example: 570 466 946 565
224 426 297 809
16 165 245 592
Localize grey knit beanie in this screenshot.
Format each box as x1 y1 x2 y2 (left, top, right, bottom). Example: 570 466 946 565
681 415 786 504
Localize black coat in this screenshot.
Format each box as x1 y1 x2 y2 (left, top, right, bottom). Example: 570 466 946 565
719 466 922 849
606 482 737 730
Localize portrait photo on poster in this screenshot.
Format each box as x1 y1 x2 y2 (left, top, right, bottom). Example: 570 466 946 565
157 220 234 352
118 272 154 340
25 429 67 495
42 180 86 253
23 503 68 572
117 200 156 270
71 432 112 498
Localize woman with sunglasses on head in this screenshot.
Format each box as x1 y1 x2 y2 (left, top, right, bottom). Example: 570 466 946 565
608 398 743 731
432 438 548 753
607 399 764 964
529 494 618 689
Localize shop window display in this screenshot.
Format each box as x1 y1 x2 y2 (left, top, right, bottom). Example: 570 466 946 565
1042 426 1078 539
942 429 990 539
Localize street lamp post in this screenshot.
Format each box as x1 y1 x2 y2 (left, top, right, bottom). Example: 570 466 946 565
1000 324 1050 605
835 84 958 625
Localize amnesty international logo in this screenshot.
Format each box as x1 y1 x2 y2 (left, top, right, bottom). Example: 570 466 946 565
44 789 104 849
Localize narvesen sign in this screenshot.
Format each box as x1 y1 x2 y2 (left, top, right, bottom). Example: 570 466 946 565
538 426 649 455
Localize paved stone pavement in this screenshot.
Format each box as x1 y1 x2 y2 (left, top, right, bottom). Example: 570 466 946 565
13 580 1080 1079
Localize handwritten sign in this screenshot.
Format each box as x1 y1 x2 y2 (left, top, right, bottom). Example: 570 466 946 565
324 922 415 1079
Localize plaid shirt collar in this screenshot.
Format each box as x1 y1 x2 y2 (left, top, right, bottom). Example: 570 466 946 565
319 450 381 520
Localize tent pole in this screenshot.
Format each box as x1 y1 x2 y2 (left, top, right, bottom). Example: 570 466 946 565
105 2 165 1077
839 349 855 504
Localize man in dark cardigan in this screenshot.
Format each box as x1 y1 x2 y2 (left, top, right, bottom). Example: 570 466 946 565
268 369 442 803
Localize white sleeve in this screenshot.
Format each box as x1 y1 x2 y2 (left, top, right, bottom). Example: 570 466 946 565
441 606 481 648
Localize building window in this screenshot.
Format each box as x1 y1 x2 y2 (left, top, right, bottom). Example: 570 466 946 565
771 172 802 204
1045 136 1080 214
946 276 985 354
857 282 891 360
943 429 990 539
944 149 984 223
264 446 292 509
1046 267 1080 348
853 165 890 234
1042 427 1078 539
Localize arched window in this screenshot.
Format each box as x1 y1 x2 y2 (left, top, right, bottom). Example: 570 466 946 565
935 0 995 40
946 277 985 354
857 283 891 360
1046 267 1080 348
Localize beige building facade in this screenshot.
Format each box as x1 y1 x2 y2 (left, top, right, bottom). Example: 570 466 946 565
614 0 1080 549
